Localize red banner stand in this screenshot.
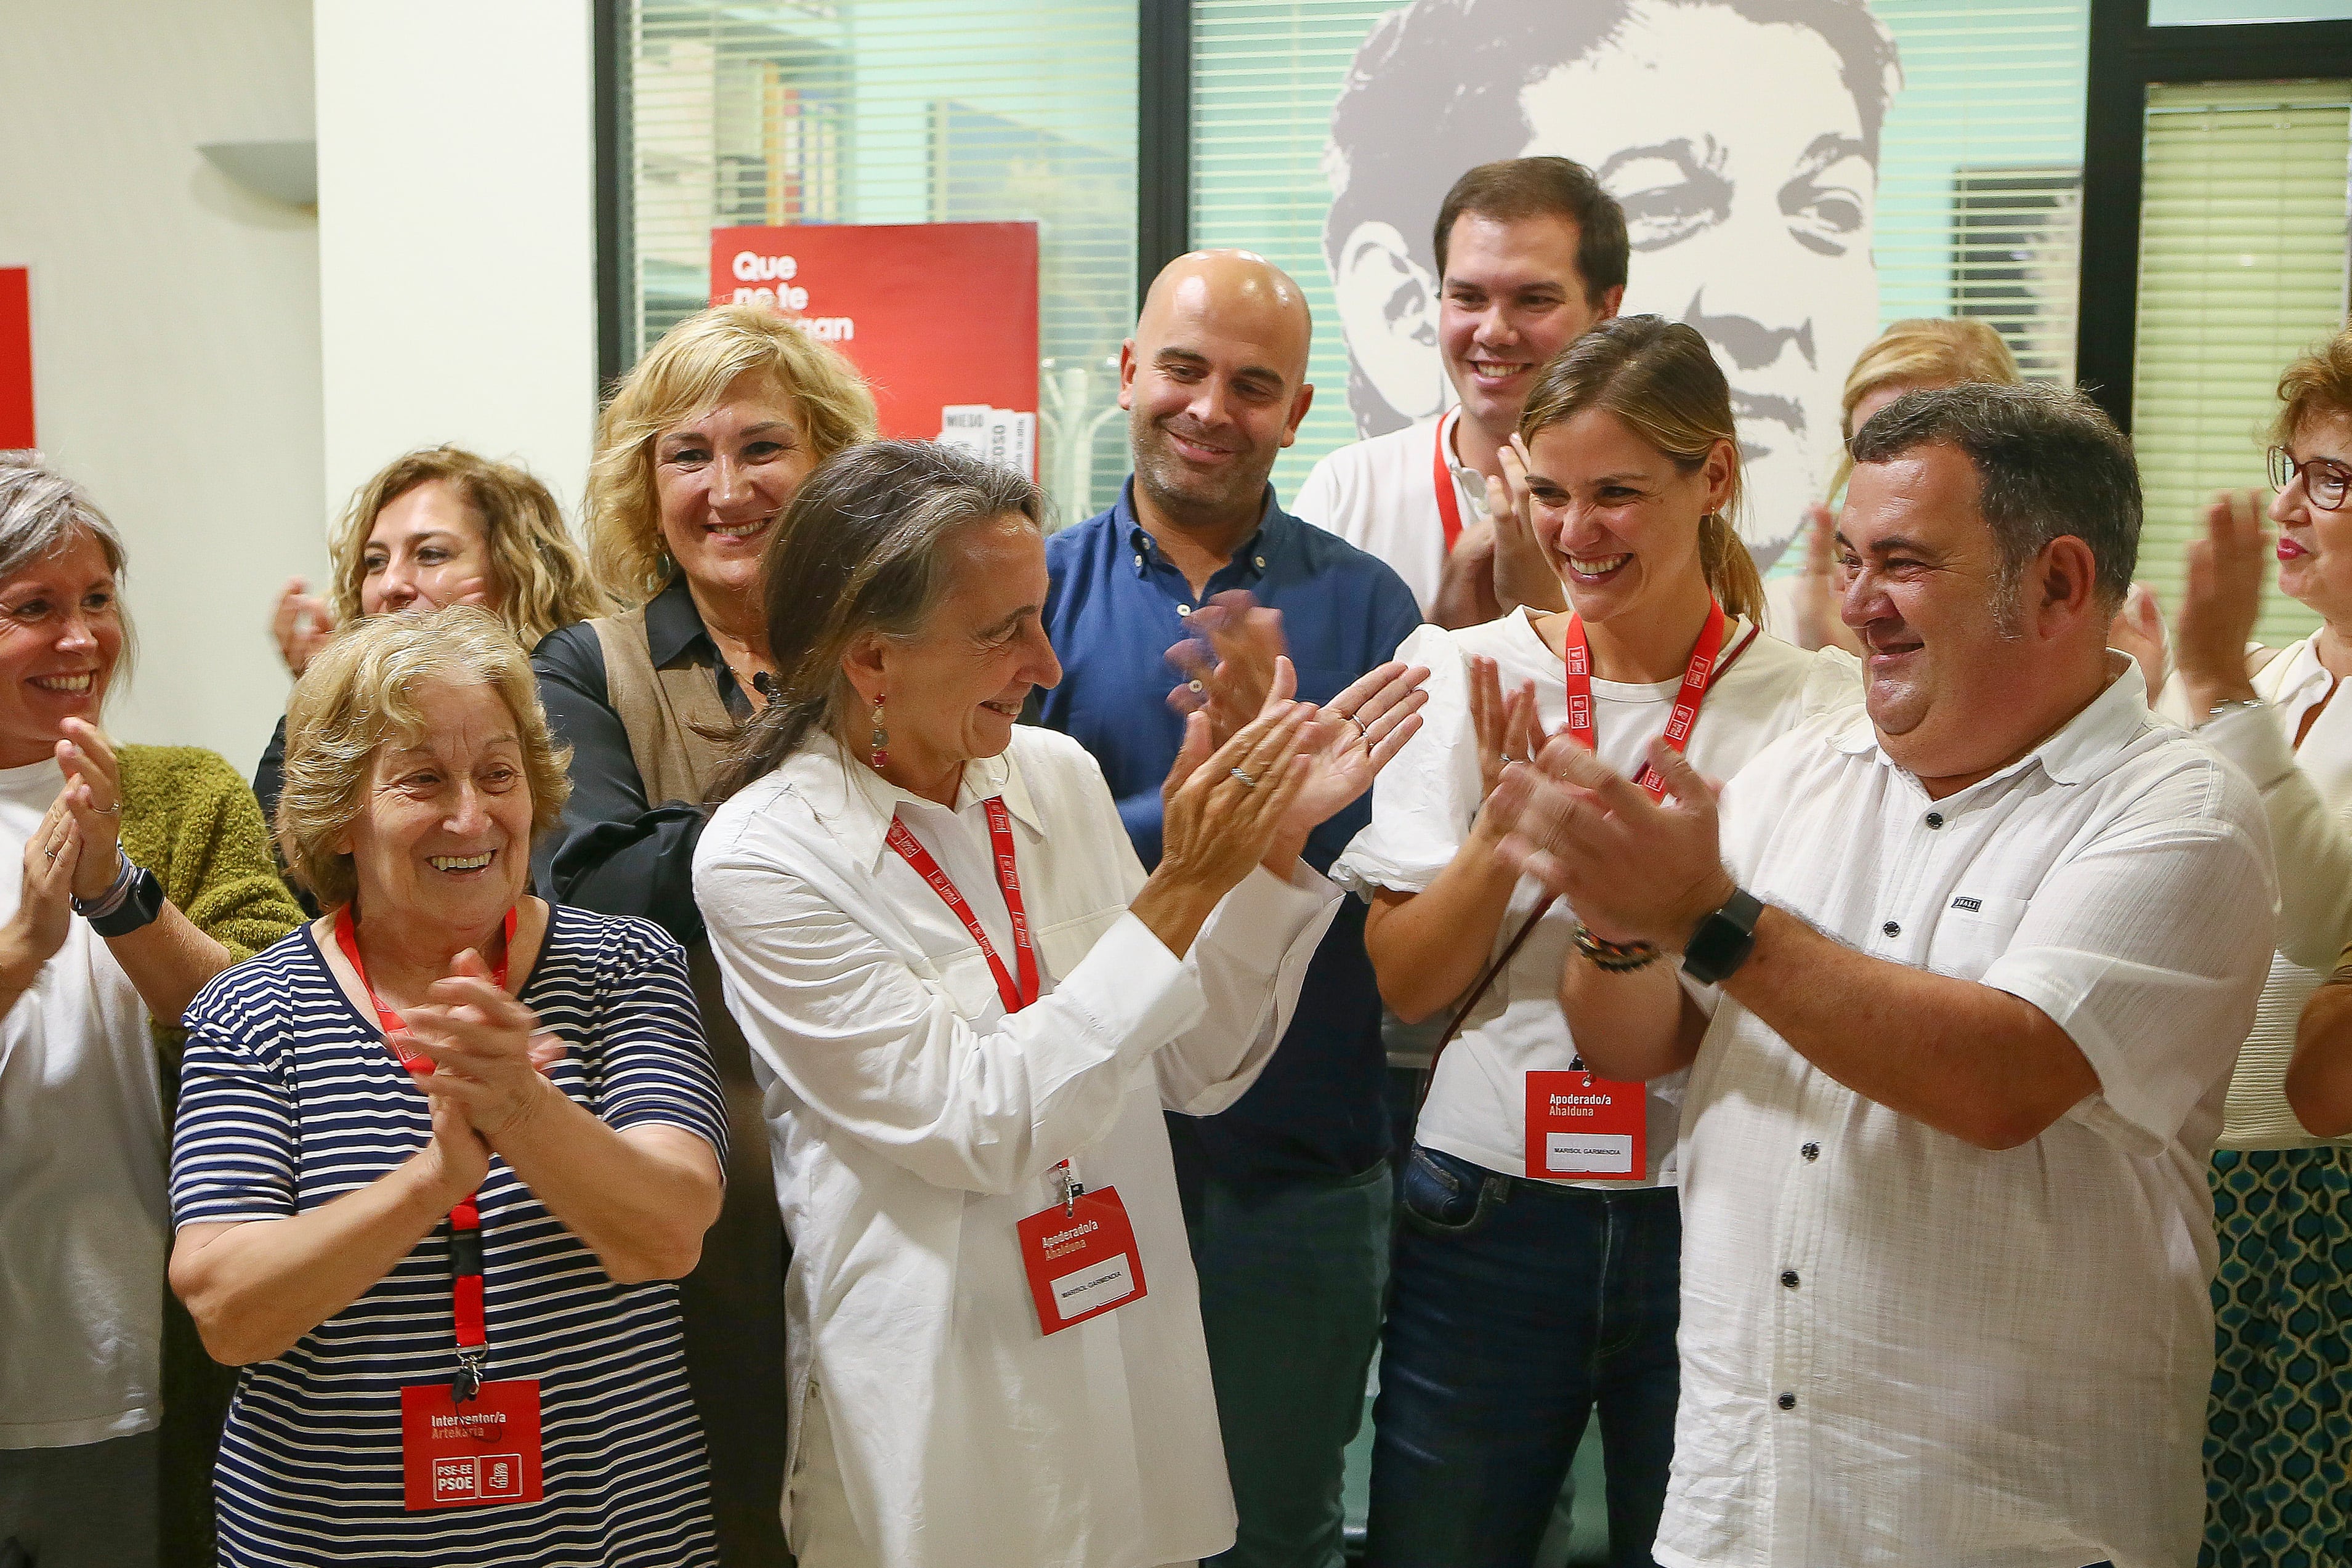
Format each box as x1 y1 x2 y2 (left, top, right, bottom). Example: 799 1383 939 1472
711 222 1039 477
0 269 31 450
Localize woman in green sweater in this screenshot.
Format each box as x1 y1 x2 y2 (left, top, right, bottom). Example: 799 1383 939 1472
0 456 302 1568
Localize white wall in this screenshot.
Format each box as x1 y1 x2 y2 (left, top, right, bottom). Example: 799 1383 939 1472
0 0 323 770
313 0 599 527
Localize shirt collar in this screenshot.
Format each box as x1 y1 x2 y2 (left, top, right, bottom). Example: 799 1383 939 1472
777 732 1046 872
1832 653 2151 791
2267 632 2335 711
644 575 714 667
1115 477 1288 584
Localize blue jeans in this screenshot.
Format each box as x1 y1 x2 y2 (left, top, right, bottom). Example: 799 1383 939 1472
1367 1146 1681 1568
1187 1158 1394 1568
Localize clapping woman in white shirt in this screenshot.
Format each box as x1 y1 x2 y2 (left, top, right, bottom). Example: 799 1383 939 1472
2166 327 2352 1566
692 439 1426 1568
1333 317 1856 1568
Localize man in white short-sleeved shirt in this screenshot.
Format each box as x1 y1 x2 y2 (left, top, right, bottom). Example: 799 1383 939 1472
1292 157 1623 628
1488 382 2276 1567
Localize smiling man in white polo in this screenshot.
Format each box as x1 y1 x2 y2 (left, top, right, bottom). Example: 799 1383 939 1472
1485 381 2274 1567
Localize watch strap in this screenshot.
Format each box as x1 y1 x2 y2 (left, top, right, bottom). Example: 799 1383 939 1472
87 865 164 937
1681 886 1764 987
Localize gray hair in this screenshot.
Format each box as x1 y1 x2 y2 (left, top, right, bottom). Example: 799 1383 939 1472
1848 382 2140 629
709 440 1049 802
0 453 137 677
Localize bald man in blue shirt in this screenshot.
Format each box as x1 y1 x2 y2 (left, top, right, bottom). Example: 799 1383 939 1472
1035 251 1422 1568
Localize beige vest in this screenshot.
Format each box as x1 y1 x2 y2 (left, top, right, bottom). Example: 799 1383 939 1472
586 606 791 1561
588 607 737 807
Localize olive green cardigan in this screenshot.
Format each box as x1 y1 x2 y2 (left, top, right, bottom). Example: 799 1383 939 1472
115 743 305 1566
118 743 306 1057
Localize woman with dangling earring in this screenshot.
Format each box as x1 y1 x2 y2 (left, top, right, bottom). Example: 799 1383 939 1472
1333 316 1860 1567
530 302 878 1561
693 440 1428 1568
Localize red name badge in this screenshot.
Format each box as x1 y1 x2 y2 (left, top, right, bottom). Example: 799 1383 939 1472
1016 1185 1149 1335
1526 1069 1646 1181
400 1380 544 1511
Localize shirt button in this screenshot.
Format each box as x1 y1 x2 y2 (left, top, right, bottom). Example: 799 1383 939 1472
1881 920 1900 938
1776 1392 1797 1411
1133 553 1143 568
1254 556 1266 568
1177 604 1192 616
1925 811 1944 829
1780 1269 1800 1288
1801 1142 1820 1162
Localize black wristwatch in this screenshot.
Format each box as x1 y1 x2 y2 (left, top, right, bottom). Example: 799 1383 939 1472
1681 886 1764 986
84 865 164 937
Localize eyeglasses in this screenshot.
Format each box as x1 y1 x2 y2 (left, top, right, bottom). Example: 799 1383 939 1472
2268 446 2352 511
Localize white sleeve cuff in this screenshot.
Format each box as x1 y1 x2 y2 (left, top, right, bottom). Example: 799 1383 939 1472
2199 702 2298 793
1057 908 1208 1059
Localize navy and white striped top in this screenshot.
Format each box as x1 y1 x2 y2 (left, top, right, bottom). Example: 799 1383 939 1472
171 904 729 1567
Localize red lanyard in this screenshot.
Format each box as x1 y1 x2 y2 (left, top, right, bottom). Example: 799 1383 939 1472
333 902 517 1397
1433 409 1466 555
884 797 1039 1015
887 799 1093 1206
1559 600 1729 800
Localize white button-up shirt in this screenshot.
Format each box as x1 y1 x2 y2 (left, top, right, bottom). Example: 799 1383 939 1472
1661 664 2275 1568
2159 634 2352 1146
693 727 1340 1568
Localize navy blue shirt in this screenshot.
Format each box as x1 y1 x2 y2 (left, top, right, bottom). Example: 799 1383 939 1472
1037 481 1423 1187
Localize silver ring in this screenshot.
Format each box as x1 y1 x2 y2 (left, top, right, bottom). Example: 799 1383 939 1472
1229 766 1260 789
1341 711 1369 737
42 848 56 861
91 802 119 817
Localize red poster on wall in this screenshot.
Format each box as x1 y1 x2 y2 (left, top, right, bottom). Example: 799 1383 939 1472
710 222 1038 475
0 269 31 450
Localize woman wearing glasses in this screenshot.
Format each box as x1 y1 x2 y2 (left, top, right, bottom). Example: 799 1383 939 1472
2165 326 2352 1566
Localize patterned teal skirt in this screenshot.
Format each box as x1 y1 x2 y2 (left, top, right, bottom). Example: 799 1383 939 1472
2203 1146 2352 1567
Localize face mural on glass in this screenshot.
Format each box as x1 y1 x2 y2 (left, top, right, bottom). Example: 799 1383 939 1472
1323 0 1902 570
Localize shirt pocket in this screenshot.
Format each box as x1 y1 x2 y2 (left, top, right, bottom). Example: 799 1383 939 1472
1923 891 2031 981
934 947 1009 1020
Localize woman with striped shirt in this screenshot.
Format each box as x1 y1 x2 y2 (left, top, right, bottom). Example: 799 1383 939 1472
167 608 729 1566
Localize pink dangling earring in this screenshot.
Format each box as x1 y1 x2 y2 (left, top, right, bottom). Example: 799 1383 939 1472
868 693 888 772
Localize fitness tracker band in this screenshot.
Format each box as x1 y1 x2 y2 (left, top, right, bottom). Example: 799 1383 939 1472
1681 886 1764 986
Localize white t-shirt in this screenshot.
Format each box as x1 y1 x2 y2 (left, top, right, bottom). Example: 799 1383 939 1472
1332 610 1857 1187
0 757 162 1449
1293 409 1483 616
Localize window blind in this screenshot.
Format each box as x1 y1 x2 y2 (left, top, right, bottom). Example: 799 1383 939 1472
1191 1 2093 506
626 0 1139 525
2131 79 2350 645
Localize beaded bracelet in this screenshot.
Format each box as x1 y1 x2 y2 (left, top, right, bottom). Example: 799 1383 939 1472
1572 924 1662 973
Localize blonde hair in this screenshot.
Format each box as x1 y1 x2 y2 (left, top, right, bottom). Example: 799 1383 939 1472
584 305 879 605
1831 317 2022 493
328 447 610 648
1517 315 1764 624
276 606 571 910
2273 325 2352 447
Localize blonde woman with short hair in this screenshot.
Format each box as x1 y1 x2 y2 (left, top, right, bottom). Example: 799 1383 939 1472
254 447 609 902
1779 317 2022 653
531 302 876 1558
169 608 727 1567
1334 317 1857 1565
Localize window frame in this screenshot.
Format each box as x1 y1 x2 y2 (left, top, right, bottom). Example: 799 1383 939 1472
2078 0 2352 430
